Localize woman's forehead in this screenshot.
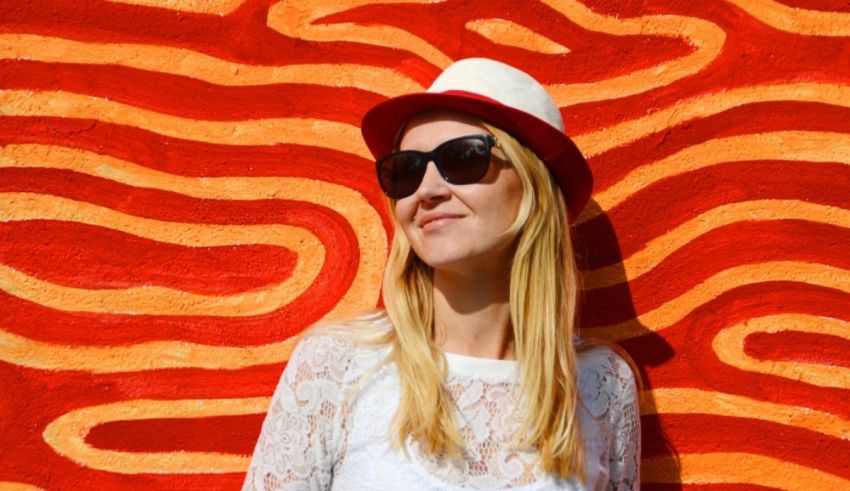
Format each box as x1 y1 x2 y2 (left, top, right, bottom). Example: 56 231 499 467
398 111 487 150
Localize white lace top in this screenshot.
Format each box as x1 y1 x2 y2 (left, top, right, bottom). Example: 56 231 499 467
243 315 640 490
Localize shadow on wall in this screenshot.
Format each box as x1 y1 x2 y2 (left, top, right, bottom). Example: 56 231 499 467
574 200 680 489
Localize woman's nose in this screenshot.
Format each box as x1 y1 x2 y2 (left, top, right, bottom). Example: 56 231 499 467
414 161 451 201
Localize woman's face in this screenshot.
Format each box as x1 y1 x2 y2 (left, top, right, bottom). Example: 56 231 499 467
393 111 523 273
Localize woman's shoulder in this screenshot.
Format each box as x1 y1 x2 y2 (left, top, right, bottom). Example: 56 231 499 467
287 310 393 384
575 342 640 420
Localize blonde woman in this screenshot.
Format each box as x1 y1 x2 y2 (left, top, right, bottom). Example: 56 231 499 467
244 58 640 490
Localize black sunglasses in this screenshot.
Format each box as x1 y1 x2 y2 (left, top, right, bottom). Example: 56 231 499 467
376 134 499 199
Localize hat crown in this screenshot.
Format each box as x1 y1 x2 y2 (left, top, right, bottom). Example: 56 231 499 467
427 58 564 132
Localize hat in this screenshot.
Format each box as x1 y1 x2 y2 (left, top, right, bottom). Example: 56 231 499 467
361 58 593 220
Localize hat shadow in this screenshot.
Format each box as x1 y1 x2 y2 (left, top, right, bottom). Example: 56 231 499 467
573 199 681 489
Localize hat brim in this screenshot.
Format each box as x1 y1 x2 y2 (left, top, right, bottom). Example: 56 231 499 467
361 90 592 221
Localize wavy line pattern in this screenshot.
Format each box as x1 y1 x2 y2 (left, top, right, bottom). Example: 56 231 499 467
466 18 571 54
644 453 850 489
0 143 386 319
266 0 453 68
0 33 423 97
2 0 848 488
1 193 324 316
539 0 727 105
583 198 850 289
572 83 850 161
0 90 372 158
103 0 244 15
43 397 269 473
727 0 850 36
586 261 850 340
713 314 850 389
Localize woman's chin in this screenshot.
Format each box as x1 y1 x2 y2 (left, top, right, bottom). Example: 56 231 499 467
417 249 511 276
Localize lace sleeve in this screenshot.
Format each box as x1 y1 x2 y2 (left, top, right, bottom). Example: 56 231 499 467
243 332 352 491
605 351 641 491
578 347 641 491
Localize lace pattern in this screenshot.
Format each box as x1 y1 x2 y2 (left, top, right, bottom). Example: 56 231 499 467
410 376 541 488
243 318 640 490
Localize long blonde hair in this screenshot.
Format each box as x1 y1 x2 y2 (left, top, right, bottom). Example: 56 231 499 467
380 121 585 479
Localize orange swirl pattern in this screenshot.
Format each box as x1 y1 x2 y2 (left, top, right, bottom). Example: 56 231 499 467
1 0 848 489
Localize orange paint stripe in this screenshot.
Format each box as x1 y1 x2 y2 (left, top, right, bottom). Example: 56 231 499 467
103 0 243 15
465 18 570 54
644 452 850 489
0 90 371 158
0 193 324 316
43 397 269 473
1 143 386 319
0 328 299 372
0 483 44 491
540 0 725 105
0 33 422 96
713 314 850 389
645 388 850 440
583 199 850 289
590 261 850 341
266 0 453 68
727 0 850 37
579 131 850 223
573 83 850 159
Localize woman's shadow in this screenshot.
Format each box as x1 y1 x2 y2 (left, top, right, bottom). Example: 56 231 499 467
573 199 682 490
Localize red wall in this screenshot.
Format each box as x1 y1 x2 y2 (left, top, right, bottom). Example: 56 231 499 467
1 0 848 489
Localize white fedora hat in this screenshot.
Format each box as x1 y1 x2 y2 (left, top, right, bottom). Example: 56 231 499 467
361 57 592 220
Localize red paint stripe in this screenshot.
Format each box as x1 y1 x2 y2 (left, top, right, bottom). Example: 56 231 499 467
643 414 850 479
13 363 287 402
641 414 850 479
0 257 358 348
0 220 296 294
85 414 265 453
779 0 850 12
0 60 383 126
1 166 360 226
745 331 850 368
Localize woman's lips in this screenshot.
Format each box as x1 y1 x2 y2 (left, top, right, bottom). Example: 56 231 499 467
419 213 464 231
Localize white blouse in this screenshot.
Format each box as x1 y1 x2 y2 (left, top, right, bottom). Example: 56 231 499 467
243 316 640 490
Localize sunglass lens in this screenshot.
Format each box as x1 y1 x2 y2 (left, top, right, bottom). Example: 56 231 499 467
378 152 426 199
436 137 491 184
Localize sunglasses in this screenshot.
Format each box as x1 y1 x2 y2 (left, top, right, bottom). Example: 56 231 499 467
376 134 499 199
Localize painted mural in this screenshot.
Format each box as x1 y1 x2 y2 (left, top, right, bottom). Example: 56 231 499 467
1 0 848 489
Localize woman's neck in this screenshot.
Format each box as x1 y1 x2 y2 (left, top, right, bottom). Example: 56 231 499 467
431 265 514 360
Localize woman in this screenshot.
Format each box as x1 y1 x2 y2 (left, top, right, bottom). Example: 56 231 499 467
243 58 640 490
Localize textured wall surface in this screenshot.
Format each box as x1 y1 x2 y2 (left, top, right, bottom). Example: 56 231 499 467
1 0 849 489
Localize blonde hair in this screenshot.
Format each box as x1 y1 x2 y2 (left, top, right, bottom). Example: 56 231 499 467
381 121 585 479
